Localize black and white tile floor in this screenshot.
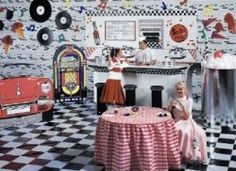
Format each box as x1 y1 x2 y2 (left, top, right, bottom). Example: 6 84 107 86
0 93 236 171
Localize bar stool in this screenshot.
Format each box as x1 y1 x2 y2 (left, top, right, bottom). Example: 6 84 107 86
150 85 164 108
81 87 87 98
124 84 137 106
95 83 107 115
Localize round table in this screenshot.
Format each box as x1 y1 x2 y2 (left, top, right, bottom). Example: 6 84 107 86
94 106 181 171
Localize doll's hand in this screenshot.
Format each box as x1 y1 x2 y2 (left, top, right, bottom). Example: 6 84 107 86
172 100 178 106
171 99 178 108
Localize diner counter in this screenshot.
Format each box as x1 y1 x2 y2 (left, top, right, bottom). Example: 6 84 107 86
89 62 187 107
89 62 187 75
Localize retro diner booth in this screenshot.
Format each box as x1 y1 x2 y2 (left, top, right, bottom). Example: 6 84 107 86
87 9 199 171
86 6 236 171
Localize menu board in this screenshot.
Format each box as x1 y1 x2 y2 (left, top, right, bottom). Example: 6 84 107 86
105 21 136 41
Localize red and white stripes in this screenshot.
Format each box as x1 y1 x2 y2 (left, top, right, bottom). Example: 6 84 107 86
94 107 181 171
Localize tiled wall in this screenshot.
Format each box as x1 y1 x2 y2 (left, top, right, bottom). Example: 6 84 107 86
0 0 236 79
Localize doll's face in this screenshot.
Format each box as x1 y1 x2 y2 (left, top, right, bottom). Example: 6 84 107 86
139 41 147 50
117 50 123 57
176 85 186 97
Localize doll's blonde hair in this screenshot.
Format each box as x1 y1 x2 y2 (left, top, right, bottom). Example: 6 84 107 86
175 81 189 98
175 81 186 88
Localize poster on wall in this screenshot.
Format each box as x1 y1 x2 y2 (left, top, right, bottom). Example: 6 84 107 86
164 16 197 49
170 24 188 43
105 21 136 41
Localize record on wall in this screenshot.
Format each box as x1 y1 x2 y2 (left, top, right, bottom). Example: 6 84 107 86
37 27 53 46
55 11 72 29
29 0 51 22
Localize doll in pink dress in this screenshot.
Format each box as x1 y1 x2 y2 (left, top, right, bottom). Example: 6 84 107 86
167 81 207 164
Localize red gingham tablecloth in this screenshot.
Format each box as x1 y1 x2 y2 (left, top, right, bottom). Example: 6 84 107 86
94 106 181 171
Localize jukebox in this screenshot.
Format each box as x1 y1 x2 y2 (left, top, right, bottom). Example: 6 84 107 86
53 44 87 101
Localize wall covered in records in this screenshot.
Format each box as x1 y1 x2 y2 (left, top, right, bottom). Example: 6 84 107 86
0 0 86 79
0 0 236 79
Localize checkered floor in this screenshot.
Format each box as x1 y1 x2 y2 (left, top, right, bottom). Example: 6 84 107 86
0 93 236 171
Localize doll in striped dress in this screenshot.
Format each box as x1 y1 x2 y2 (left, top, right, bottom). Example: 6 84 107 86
100 48 125 106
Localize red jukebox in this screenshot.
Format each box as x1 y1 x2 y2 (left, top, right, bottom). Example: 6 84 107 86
53 44 87 101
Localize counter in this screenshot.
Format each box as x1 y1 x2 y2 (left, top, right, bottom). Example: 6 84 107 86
89 63 187 107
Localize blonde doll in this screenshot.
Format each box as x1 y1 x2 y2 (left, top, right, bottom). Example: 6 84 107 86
167 81 207 164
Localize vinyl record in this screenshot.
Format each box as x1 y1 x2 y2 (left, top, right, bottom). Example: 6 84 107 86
55 11 72 29
29 0 51 22
37 27 53 46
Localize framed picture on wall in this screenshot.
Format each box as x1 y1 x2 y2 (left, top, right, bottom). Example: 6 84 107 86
105 21 136 41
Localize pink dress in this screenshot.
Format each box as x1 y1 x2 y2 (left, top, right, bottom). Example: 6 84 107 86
171 96 208 164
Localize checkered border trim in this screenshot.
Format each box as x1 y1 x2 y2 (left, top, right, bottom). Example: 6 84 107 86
147 42 162 49
91 65 187 75
86 10 197 16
